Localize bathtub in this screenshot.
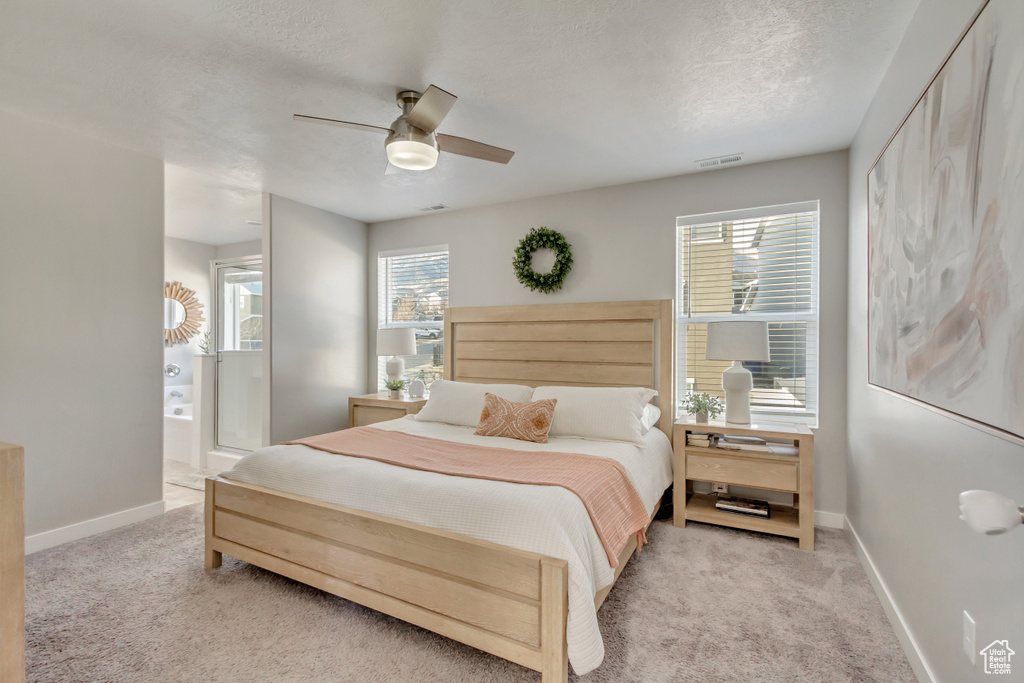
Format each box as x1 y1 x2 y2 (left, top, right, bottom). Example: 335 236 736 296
164 386 194 464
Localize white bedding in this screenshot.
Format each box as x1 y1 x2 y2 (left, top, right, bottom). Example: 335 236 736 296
220 416 674 675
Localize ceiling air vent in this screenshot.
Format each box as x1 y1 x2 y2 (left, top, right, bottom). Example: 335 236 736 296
695 153 743 169
419 204 449 212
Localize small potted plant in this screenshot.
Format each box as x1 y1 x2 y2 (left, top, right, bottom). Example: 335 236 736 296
384 378 406 398
681 391 724 424
197 327 212 355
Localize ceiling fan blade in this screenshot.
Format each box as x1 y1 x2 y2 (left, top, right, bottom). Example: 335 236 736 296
293 114 390 135
406 85 457 132
437 134 515 164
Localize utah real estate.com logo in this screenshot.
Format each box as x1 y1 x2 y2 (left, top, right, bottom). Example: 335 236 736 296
980 640 1014 676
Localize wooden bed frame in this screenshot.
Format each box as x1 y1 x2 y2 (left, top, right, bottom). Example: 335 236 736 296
205 299 674 682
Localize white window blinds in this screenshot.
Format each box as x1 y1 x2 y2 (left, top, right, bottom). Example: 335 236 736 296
676 203 819 423
377 247 449 389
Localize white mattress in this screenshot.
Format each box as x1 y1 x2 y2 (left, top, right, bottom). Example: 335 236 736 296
221 416 674 675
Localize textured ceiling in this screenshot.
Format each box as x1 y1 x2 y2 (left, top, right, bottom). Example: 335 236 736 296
164 164 263 245
1 0 920 241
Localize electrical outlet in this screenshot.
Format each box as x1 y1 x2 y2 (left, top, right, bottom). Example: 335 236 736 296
963 611 976 664
712 482 729 495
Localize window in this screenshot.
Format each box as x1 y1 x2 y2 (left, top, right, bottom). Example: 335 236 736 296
676 202 819 424
377 246 449 390
220 267 263 351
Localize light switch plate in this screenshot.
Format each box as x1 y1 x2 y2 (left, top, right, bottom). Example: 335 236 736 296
963 611 976 664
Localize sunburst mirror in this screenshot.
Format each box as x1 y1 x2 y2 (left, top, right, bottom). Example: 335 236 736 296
164 281 205 347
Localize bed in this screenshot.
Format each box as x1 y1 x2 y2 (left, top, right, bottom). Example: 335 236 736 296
205 299 675 682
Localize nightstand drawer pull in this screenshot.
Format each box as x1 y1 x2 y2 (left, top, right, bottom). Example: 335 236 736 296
687 453 797 492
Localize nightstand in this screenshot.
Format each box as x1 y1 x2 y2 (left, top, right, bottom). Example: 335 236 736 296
673 417 815 550
348 392 428 428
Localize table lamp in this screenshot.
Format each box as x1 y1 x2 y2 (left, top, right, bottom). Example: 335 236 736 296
705 320 770 424
377 328 416 383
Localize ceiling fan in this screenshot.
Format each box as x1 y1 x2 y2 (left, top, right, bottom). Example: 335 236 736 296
294 85 514 173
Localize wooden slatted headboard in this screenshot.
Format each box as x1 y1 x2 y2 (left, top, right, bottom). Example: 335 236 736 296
443 300 675 438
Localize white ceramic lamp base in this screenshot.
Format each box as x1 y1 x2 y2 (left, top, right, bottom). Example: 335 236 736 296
386 356 405 384
722 361 753 424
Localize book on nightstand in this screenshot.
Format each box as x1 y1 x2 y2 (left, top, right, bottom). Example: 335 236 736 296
720 434 767 445
686 432 713 447
715 496 770 518
715 441 800 456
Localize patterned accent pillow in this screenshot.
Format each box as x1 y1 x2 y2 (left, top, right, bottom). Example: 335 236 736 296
474 393 557 443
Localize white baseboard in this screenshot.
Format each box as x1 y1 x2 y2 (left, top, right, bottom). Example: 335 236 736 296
814 510 845 529
26 500 165 555
846 517 936 683
207 449 244 471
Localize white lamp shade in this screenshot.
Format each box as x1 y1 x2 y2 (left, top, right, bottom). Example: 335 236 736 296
376 327 416 357
386 140 439 170
706 321 771 362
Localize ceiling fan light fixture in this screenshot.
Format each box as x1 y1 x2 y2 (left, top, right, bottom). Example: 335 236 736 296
386 139 439 170
296 84 514 170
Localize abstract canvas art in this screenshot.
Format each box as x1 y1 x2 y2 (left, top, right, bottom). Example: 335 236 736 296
868 0 1024 441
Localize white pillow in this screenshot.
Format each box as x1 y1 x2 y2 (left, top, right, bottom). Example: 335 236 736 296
415 380 534 427
531 386 658 446
641 404 662 433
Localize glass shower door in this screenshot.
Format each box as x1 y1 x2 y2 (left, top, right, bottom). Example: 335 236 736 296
216 262 263 452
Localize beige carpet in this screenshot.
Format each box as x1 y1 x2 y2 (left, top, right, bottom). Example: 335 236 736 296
25 504 915 682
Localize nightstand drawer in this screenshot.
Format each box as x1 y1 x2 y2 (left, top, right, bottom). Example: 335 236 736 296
349 393 428 428
351 405 407 427
687 452 797 492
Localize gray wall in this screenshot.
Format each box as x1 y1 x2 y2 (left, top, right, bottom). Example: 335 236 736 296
0 109 164 535
265 194 368 444
847 0 1024 680
369 150 850 517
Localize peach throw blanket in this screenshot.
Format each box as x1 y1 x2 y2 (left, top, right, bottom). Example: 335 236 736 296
288 427 650 567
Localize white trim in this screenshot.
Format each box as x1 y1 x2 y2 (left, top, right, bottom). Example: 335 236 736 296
262 192 273 447
676 200 820 226
813 510 845 529
210 254 262 269
207 449 245 471
846 517 936 683
750 408 818 428
25 500 165 555
377 243 449 259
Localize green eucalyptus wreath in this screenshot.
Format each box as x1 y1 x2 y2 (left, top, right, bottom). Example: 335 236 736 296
513 227 573 294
